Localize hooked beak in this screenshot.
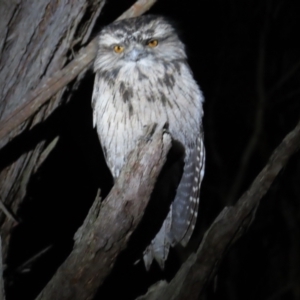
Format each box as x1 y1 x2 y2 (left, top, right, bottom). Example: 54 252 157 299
126 48 146 62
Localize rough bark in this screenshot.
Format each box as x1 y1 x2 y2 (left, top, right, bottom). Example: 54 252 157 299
0 0 158 142
0 0 105 257
35 125 171 300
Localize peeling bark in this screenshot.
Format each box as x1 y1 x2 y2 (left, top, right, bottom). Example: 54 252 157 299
0 0 105 258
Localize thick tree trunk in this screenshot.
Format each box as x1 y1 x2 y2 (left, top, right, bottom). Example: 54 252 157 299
0 0 105 257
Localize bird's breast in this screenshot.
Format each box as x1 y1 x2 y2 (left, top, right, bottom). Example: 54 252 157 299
93 63 202 178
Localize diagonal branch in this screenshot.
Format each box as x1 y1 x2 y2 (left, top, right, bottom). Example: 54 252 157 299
137 118 300 300
35 125 171 300
0 0 157 145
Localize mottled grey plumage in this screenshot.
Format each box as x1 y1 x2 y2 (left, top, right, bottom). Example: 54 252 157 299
92 15 205 270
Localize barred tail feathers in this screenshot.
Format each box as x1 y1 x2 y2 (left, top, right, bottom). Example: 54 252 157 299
142 133 205 269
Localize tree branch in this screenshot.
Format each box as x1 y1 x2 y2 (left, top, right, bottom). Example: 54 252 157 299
0 236 5 300
137 119 300 300
0 0 157 145
35 125 172 300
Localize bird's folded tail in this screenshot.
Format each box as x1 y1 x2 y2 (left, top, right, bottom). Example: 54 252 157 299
143 133 205 270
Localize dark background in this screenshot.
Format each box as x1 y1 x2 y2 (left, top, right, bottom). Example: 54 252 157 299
3 0 300 299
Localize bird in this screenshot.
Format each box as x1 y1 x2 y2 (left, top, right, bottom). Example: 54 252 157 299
92 15 205 270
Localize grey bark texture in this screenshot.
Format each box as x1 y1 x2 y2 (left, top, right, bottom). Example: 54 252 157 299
35 125 172 300
0 1 299 299
0 0 158 142
0 0 105 258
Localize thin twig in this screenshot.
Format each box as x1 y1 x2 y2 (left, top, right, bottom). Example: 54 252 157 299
0 196 18 224
0 0 157 145
15 245 52 274
269 59 300 95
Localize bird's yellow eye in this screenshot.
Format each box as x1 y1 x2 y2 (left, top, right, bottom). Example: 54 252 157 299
147 39 158 48
114 45 124 53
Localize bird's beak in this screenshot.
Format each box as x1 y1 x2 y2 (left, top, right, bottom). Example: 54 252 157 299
127 48 146 62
